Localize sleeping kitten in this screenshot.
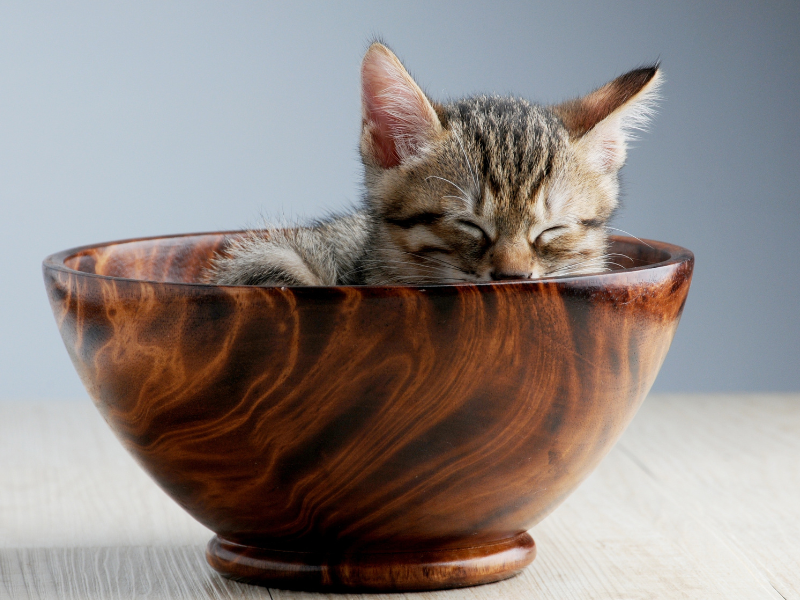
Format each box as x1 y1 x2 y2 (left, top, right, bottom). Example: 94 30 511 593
206 43 660 286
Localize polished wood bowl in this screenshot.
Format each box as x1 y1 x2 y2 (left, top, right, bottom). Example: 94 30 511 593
43 232 693 592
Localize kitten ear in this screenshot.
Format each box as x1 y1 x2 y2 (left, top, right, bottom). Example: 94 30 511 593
553 65 661 173
361 43 444 169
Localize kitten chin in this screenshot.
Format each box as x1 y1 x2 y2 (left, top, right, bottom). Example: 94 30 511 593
205 43 660 287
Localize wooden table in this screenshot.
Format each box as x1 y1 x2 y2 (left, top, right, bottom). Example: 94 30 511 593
1 395 797 599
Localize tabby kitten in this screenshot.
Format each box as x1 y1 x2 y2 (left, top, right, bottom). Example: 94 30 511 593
206 43 660 286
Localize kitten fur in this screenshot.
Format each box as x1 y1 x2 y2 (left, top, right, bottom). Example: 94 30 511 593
206 43 661 286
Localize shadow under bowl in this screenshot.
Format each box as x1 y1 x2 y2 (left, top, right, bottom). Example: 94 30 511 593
43 232 693 592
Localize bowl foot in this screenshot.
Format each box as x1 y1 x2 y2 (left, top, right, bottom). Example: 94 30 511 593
206 533 536 592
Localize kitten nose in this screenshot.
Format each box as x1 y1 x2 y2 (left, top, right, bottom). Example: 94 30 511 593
491 242 533 280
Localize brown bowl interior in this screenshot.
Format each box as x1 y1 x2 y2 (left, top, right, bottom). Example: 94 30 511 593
59 232 670 284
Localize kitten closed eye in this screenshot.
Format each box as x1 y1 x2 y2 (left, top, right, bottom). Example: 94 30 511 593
533 226 570 247
455 220 491 242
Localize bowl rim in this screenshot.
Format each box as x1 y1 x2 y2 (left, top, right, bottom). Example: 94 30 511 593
42 230 694 291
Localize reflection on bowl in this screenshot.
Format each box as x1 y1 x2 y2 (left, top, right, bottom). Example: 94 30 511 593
43 232 692 592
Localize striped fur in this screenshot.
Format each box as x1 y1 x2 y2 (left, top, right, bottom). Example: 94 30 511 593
206 43 660 286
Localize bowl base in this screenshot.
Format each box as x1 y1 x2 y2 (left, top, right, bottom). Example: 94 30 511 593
206 533 536 592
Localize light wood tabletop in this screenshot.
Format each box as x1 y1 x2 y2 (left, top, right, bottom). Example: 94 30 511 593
1 394 798 599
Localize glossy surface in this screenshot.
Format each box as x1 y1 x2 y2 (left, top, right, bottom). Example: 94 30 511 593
43 232 693 591
207 533 536 591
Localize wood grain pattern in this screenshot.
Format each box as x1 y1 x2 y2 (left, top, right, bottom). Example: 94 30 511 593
41 232 693 591
616 395 800 600
207 533 535 591
2 397 797 599
0 547 272 600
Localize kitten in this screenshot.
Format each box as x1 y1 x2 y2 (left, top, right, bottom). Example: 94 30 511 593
206 43 660 286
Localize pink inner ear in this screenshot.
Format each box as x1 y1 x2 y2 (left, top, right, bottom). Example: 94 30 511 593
362 85 402 169
596 124 626 172
371 129 401 169
361 47 438 169
574 114 627 174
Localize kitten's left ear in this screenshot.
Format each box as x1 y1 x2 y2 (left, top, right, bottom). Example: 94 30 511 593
552 65 661 173
360 43 444 169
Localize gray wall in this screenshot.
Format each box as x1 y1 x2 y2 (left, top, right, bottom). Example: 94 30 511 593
2 1 798 399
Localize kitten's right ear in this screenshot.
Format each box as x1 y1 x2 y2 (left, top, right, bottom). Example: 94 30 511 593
360 43 443 169
553 65 661 173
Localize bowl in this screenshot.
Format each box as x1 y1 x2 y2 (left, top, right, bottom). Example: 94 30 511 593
43 231 693 592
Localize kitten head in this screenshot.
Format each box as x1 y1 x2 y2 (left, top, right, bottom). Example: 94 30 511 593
359 42 661 284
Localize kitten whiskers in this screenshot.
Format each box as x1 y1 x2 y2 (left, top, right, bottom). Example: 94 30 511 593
425 175 472 206
604 227 654 249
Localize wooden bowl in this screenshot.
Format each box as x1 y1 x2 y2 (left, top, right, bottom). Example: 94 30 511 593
43 232 693 592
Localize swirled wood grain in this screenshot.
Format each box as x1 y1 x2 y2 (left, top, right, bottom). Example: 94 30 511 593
42 232 693 591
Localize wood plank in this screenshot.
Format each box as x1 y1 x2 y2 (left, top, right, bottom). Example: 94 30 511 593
0 397 795 599
617 394 800 600
0 400 211 548
0 546 271 600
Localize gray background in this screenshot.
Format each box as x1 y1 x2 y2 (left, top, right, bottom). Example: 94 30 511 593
1 1 798 399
